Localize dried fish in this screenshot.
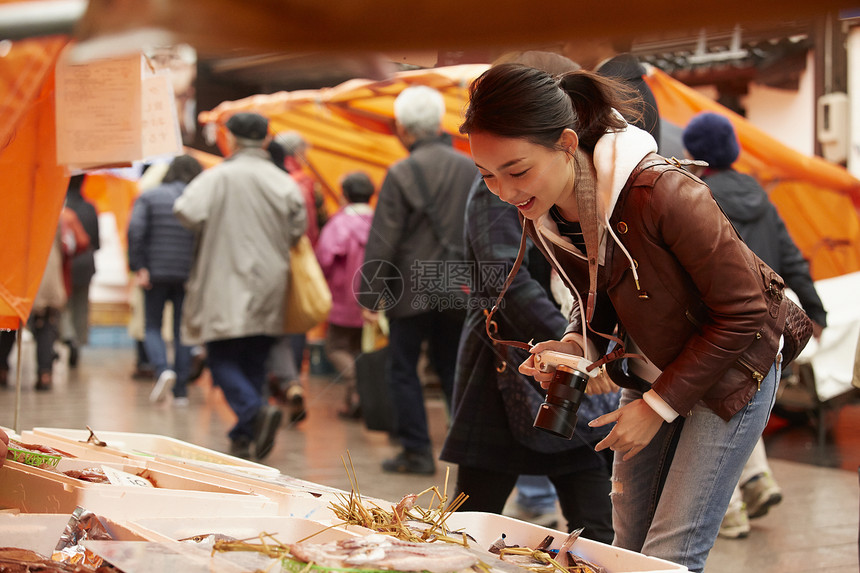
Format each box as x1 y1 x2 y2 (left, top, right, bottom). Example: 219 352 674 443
289 534 479 573
328 454 469 544
489 531 605 573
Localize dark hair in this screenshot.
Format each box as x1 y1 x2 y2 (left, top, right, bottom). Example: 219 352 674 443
163 154 203 184
460 63 641 153
267 139 288 171
66 174 85 195
341 171 374 204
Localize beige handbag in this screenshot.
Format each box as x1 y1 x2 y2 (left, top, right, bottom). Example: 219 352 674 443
283 235 332 334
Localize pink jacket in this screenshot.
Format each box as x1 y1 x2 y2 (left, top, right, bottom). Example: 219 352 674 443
314 204 373 328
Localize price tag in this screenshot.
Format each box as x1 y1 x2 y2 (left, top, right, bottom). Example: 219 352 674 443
102 465 154 488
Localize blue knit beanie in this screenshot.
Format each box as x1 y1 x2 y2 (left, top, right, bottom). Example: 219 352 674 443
682 112 740 169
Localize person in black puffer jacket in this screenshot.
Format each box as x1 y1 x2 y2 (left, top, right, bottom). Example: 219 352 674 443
128 154 203 406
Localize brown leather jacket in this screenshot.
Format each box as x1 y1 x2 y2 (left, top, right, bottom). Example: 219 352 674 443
525 154 788 420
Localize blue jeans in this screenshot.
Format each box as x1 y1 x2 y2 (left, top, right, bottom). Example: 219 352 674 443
611 360 780 572
206 336 275 442
143 283 192 398
516 474 558 514
387 311 462 452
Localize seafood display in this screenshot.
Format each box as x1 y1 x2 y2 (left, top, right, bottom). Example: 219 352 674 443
5 439 156 486
206 457 606 573
489 532 606 573
1 445 661 573
328 457 469 544
287 534 480 573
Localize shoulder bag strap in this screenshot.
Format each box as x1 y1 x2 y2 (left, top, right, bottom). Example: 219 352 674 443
484 225 532 351
405 158 455 254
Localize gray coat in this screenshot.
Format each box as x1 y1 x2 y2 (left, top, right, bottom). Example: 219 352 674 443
174 147 307 345
358 137 477 318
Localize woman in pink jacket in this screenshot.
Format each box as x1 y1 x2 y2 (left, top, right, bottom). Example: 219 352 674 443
315 172 375 418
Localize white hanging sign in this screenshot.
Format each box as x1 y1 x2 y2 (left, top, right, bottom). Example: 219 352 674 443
56 48 182 170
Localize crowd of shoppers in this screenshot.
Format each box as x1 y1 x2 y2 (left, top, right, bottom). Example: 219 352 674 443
7 49 832 573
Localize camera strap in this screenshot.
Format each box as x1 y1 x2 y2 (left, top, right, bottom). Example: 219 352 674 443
484 227 532 352
484 225 631 372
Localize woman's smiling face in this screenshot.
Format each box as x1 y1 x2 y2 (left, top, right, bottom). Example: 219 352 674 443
469 130 575 220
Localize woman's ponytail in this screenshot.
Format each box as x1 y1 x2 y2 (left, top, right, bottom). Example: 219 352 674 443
558 71 643 152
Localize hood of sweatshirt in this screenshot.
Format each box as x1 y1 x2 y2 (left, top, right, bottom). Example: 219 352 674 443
703 169 770 224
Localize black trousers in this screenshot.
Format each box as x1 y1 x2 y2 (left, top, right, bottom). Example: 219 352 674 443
0 308 61 375
456 452 614 545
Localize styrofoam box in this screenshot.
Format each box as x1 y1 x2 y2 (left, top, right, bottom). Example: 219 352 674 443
21 430 352 520
27 427 280 479
445 511 688 573
0 512 149 556
0 459 279 521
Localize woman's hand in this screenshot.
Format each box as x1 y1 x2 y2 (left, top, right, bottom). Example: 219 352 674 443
519 339 584 387
586 366 620 395
589 399 664 460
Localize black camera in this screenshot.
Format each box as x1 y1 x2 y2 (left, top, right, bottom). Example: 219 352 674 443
533 363 590 439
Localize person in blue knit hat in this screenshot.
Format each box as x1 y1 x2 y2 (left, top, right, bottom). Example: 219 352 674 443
683 111 827 539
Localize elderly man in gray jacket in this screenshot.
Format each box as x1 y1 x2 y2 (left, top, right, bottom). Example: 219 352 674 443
174 112 307 460
358 86 477 475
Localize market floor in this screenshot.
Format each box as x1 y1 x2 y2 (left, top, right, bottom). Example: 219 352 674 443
1 337 858 573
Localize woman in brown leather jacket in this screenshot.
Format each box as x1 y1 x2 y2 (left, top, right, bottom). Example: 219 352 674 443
460 63 787 573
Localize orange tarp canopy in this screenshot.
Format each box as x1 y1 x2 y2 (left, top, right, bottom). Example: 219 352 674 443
199 64 485 215
646 67 860 280
0 35 70 330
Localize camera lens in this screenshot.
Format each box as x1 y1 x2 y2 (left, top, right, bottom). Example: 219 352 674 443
533 364 589 439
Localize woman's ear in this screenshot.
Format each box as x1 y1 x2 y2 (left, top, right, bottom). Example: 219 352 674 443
558 128 579 156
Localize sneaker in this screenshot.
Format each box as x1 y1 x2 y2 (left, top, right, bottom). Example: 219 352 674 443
503 500 559 529
252 405 283 461
67 342 79 368
381 449 436 475
337 403 362 420
229 437 252 459
718 503 751 539
188 353 207 382
742 473 783 519
35 372 53 391
150 370 176 403
286 385 307 423
172 396 190 408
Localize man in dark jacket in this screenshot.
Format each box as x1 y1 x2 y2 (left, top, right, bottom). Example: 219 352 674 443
62 174 100 367
683 111 827 538
128 154 203 406
358 86 477 474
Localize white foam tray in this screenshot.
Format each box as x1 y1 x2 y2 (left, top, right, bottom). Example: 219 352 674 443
28 427 279 479
446 511 688 573
0 459 278 521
